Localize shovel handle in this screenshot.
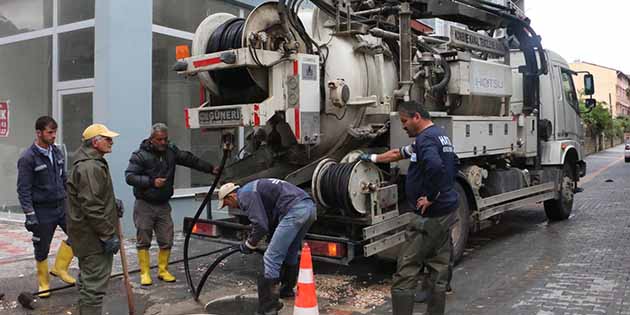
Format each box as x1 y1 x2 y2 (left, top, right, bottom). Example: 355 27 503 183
116 219 135 315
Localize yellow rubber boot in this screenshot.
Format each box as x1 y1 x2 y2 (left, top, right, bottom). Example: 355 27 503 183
36 259 51 298
50 241 76 284
157 249 176 282
138 249 152 286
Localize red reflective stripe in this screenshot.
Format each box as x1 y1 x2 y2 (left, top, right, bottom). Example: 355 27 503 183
184 108 190 129
294 106 300 141
254 104 260 126
293 60 298 76
199 84 205 105
193 57 221 67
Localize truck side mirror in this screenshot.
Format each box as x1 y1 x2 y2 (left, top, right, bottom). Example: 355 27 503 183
584 98 596 108
583 74 595 95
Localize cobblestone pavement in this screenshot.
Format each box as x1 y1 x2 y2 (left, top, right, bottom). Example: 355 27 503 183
441 145 630 315
0 145 626 315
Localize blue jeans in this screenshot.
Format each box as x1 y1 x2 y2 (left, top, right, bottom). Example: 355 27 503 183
263 199 317 279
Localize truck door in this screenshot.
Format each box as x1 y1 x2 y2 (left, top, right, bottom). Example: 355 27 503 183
550 63 566 140
559 68 581 141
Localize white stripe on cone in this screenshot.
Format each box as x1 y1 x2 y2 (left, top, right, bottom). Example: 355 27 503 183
298 269 314 284
294 306 319 315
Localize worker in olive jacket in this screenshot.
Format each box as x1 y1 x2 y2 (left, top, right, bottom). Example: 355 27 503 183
125 123 219 285
66 124 122 315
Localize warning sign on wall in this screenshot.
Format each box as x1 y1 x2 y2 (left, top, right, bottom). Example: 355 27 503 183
0 101 9 137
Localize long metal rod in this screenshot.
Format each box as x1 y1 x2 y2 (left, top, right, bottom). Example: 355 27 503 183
116 219 135 315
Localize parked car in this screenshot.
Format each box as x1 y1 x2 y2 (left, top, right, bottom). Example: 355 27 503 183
625 143 630 162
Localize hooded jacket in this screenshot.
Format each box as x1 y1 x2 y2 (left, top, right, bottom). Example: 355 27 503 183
66 146 118 258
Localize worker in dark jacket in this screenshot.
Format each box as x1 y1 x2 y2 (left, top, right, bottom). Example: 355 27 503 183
66 124 122 315
17 116 75 297
359 101 458 315
125 123 219 285
218 179 317 315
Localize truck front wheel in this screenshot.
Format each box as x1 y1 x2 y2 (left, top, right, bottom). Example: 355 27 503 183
451 182 471 263
544 163 575 221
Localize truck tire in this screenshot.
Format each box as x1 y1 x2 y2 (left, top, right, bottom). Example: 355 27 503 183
544 163 575 221
451 182 470 263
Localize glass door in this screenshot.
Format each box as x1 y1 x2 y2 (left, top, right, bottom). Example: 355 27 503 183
57 87 93 161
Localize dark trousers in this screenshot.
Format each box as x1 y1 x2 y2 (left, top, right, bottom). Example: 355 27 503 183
77 252 114 313
392 213 453 290
133 199 174 249
32 209 70 261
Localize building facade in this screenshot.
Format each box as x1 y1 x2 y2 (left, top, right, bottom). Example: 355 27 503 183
570 61 630 117
0 0 258 233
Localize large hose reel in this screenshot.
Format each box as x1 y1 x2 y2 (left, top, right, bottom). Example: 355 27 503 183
192 2 308 97
311 151 383 216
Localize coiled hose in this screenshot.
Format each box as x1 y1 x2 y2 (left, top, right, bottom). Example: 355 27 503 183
319 161 359 215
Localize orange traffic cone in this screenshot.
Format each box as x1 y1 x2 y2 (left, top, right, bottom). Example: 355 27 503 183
293 243 319 315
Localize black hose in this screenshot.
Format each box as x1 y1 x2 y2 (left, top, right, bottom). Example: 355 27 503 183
194 248 240 301
183 146 231 299
430 56 451 92
319 162 358 215
206 18 257 90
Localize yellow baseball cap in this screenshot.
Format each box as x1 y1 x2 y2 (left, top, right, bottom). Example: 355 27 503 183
217 183 240 209
82 124 120 140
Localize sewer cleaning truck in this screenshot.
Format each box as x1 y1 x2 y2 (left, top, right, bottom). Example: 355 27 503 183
174 0 596 264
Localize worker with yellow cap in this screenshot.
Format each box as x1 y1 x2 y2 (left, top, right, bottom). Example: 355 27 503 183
66 123 124 315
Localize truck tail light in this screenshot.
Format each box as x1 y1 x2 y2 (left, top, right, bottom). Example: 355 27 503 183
191 221 219 237
305 240 347 258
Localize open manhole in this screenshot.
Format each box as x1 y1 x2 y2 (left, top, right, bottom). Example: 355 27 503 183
204 294 259 314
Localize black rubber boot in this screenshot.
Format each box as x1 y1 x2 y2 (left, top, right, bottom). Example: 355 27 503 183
391 289 415 315
426 283 447 315
255 277 283 315
279 264 298 298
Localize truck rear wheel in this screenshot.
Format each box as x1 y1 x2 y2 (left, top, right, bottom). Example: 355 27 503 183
451 182 470 263
544 163 575 221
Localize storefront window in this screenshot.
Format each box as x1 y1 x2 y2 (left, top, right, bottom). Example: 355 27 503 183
153 33 237 188
153 0 243 33
58 28 94 81
0 36 52 209
0 0 53 37
58 0 95 25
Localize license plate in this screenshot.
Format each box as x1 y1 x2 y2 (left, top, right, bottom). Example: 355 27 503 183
198 107 242 127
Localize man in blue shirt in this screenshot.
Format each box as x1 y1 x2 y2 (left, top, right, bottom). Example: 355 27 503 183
218 179 317 315
360 101 458 315
17 116 75 297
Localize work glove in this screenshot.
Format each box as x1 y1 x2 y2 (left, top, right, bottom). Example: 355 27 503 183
24 212 39 232
115 199 124 218
358 153 375 162
101 235 120 255
239 240 256 255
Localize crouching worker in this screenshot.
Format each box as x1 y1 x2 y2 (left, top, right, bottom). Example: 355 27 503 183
217 179 317 315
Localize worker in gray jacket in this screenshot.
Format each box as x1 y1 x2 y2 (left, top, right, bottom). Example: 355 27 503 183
218 179 317 315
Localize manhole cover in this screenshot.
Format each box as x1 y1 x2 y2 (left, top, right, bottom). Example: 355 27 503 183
205 294 258 315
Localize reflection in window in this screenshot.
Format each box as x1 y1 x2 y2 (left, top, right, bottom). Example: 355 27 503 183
0 0 52 37
0 36 52 208
153 33 237 188
561 70 579 110
153 0 245 33
62 93 93 158
58 0 94 25
59 28 94 81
